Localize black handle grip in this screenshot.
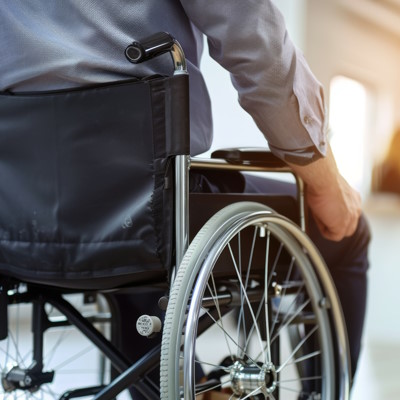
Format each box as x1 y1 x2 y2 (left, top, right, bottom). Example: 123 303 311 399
125 32 176 64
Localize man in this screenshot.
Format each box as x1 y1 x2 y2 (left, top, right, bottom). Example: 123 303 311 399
0 0 370 393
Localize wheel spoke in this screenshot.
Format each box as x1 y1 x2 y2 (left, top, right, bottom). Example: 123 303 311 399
52 344 95 370
270 286 307 344
45 328 71 366
289 350 321 367
242 291 265 359
269 256 296 338
237 227 258 358
201 306 263 371
228 243 265 365
263 229 272 364
182 356 231 373
278 374 323 384
242 231 283 358
6 329 29 368
235 228 263 357
277 324 319 373
207 274 234 362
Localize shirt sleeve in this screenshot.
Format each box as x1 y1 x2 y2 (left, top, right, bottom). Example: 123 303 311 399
179 0 328 164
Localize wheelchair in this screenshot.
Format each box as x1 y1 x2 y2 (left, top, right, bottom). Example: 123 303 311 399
0 33 350 399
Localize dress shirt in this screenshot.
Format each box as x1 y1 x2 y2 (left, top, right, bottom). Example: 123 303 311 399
0 0 327 163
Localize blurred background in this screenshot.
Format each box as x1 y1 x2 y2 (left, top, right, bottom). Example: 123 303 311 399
200 0 400 398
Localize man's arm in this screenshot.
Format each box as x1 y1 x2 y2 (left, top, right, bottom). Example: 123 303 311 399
180 0 327 164
180 0 361 240
288 145 362 241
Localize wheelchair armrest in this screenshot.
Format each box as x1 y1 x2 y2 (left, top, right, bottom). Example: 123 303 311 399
208 147 307 231
211 147 286 168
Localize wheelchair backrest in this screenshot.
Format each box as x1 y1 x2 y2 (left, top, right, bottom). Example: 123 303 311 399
0 75 189 289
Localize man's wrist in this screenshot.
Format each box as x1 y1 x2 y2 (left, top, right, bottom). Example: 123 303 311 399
287 144 340 194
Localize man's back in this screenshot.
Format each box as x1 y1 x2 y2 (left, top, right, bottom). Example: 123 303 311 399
0 0 212 155
0 0 328 163
0 1 204 90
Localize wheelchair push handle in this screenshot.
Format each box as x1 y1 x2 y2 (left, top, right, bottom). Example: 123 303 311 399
125 31 187 73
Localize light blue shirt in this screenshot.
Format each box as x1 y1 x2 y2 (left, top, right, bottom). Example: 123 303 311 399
0 0 327 163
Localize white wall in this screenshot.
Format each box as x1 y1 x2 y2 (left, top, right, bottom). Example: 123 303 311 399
305 0 400 168
274 0 307 49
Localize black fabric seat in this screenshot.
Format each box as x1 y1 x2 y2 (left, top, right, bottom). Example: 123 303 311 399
0 75 189 289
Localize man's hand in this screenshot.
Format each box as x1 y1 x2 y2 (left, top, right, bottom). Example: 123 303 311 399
288 145 362 242
305 173 362 241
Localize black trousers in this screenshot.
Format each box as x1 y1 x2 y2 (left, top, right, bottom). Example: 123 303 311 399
109 169 371 396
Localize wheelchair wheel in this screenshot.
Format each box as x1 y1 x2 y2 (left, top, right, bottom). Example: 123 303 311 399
0 288 112 399
160 202 350 400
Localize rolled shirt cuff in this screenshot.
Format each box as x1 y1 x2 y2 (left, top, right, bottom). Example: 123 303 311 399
268 143 326 166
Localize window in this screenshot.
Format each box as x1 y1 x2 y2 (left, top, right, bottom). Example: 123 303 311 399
329 76 369 194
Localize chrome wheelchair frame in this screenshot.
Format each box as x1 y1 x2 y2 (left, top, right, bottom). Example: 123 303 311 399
0 33 351 400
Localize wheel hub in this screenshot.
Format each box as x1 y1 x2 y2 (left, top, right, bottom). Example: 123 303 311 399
2 365 54 392
230 360 277 397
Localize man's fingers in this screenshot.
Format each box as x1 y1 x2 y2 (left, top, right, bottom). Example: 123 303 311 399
313 217 343 242
314 213 359 242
